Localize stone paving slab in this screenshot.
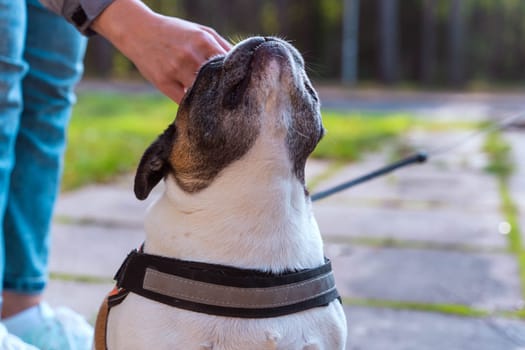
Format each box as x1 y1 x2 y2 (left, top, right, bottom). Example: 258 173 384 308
54 179 159 228
305 159 334 181
345 306 525 350
327 244 522 311
49 223 144 278
44 280 114 322
315 203 507 248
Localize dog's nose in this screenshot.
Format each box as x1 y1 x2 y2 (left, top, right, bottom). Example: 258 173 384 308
264 37 284 45
240 37 266 52
224 37 265 69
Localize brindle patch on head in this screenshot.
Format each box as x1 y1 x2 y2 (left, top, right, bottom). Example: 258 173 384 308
169 61 262 192
134 37 324 200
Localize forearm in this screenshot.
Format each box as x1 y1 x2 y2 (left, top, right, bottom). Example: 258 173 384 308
90 0 158 56
39 0 115 34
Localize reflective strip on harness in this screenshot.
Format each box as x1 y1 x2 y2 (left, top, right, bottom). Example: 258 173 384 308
143 267 337 309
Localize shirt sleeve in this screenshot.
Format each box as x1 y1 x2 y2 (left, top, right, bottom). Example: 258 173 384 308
39 0 115 35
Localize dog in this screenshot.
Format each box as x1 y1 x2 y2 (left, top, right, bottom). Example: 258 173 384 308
94 36 347 350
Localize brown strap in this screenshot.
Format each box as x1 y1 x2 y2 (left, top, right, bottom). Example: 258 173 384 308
94 295 110 350
94 287 131 350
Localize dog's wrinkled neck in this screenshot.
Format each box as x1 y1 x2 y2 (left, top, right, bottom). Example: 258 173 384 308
142 134 324 273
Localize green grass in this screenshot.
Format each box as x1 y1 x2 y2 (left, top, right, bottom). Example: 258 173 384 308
498 179 525 303
313 111 413 161
483 131 514 180
325 235 505 255
50 271 113 284
343 298 490 318
64 92 176 190
482 131 519 253
345 297 525 320
500 183 522 255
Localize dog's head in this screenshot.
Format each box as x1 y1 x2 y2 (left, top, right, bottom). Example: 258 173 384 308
134 37 324 200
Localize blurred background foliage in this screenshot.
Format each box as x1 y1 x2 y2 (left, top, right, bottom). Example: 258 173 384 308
84 0 525 88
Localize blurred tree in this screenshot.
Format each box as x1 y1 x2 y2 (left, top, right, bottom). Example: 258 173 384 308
448 0 465 86
378 0 400 84
261 1 279 35
81 0 525 87
276 0 289 35
420 0 436 84
143 0 180 16
85 36 114 77
341 0 360 85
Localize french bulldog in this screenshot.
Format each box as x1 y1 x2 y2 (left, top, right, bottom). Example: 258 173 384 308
95 36 347 350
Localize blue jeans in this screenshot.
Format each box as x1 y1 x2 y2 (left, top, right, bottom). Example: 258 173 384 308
0 0 86 298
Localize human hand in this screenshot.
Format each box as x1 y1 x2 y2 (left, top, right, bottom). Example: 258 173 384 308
92 0 231 103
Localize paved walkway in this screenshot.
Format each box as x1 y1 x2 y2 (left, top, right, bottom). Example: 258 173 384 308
48 91 525 349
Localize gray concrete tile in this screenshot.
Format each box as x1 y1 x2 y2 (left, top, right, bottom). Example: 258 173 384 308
44 280 114 322
316 203 507 248
329 245 522 311
54 176 162 227
305 159 334 181
49 223 144 278
345 306 525 350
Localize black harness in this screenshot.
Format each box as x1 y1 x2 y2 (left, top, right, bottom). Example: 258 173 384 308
108 248 340 318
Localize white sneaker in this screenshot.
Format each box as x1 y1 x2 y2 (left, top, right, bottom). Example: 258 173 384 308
5 303 93 350
0 324 38 350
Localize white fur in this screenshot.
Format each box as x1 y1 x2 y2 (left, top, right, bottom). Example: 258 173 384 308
106 56 347 349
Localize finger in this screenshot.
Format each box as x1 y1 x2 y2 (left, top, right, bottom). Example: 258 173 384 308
201 26 232 53
214 35 233 52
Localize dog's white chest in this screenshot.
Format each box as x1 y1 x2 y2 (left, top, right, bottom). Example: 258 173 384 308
106 293 346 350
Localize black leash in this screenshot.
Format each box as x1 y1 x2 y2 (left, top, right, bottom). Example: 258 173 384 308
310 110 525 202
311 152 427 202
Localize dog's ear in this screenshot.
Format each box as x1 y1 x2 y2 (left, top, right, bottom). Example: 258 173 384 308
134 124 176 200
